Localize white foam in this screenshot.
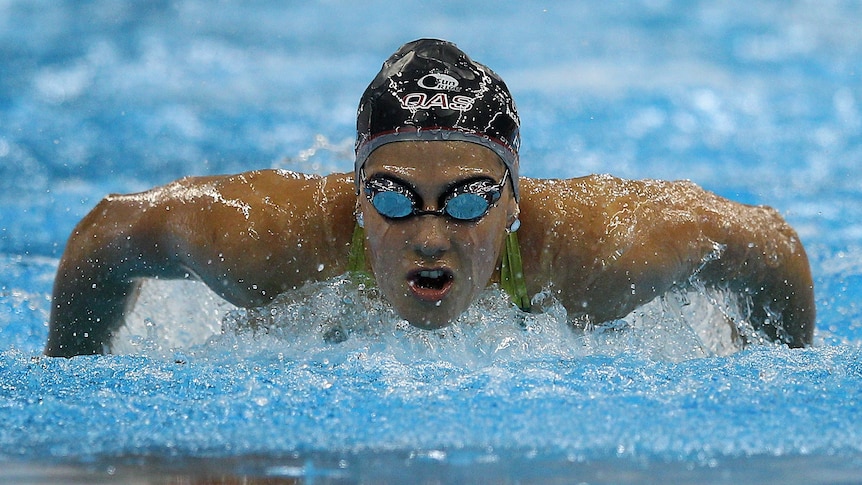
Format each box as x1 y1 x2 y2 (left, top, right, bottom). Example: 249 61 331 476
113 274 760 363
112 278 233 355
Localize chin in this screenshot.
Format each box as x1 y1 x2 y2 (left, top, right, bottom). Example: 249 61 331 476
379 279 468 330
397 302 463 330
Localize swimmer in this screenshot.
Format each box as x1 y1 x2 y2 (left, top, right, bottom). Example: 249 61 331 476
44 39 815 357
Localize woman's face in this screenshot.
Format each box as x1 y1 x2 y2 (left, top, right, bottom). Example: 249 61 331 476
360 140 517 329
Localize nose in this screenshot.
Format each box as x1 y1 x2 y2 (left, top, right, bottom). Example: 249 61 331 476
412 215 451 258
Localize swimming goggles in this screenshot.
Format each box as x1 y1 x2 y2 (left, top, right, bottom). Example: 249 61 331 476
362 169 509 222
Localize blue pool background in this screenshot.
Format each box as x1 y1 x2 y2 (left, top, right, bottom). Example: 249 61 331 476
2 1 862 482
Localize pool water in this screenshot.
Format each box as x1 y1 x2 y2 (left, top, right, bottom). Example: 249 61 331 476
2 1 862 483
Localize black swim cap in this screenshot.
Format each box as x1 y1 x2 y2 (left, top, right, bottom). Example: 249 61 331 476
355 39 521 199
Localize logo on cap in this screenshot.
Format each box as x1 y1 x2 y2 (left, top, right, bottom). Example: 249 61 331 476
418 73 460 91
400 92 475 111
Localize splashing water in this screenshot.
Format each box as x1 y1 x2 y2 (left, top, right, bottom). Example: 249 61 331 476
116 273 769 365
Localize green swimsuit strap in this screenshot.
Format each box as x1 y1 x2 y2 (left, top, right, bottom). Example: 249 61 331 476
500 230 532 312
347 223 367 274
347 223 531 313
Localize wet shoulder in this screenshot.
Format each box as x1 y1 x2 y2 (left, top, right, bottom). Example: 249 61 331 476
517 174 754 244
102 170 356 232
204 170 356 225
521 175 792 244
521 174 725 210
219 169 353 198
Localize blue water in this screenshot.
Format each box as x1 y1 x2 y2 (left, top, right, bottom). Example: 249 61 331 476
2 1 862 483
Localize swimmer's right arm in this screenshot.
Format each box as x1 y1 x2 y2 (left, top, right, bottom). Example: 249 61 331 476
45 192 178 356
45 170 357 357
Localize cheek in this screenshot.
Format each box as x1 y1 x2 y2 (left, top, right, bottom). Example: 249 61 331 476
362 209 408 275
458 220 507 278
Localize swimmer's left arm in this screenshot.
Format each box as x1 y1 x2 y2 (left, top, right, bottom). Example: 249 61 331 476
693 198 815 346
612 179 816 346
519 176 814 347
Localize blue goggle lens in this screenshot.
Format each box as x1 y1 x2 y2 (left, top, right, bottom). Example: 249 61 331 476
371 191 415 219
443 192 490 220
364 170 507 222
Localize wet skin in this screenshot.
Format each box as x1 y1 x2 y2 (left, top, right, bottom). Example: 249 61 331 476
45 140 815 356
359 142 518 329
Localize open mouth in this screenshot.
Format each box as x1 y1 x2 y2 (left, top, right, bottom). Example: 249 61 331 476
407 268 454 302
